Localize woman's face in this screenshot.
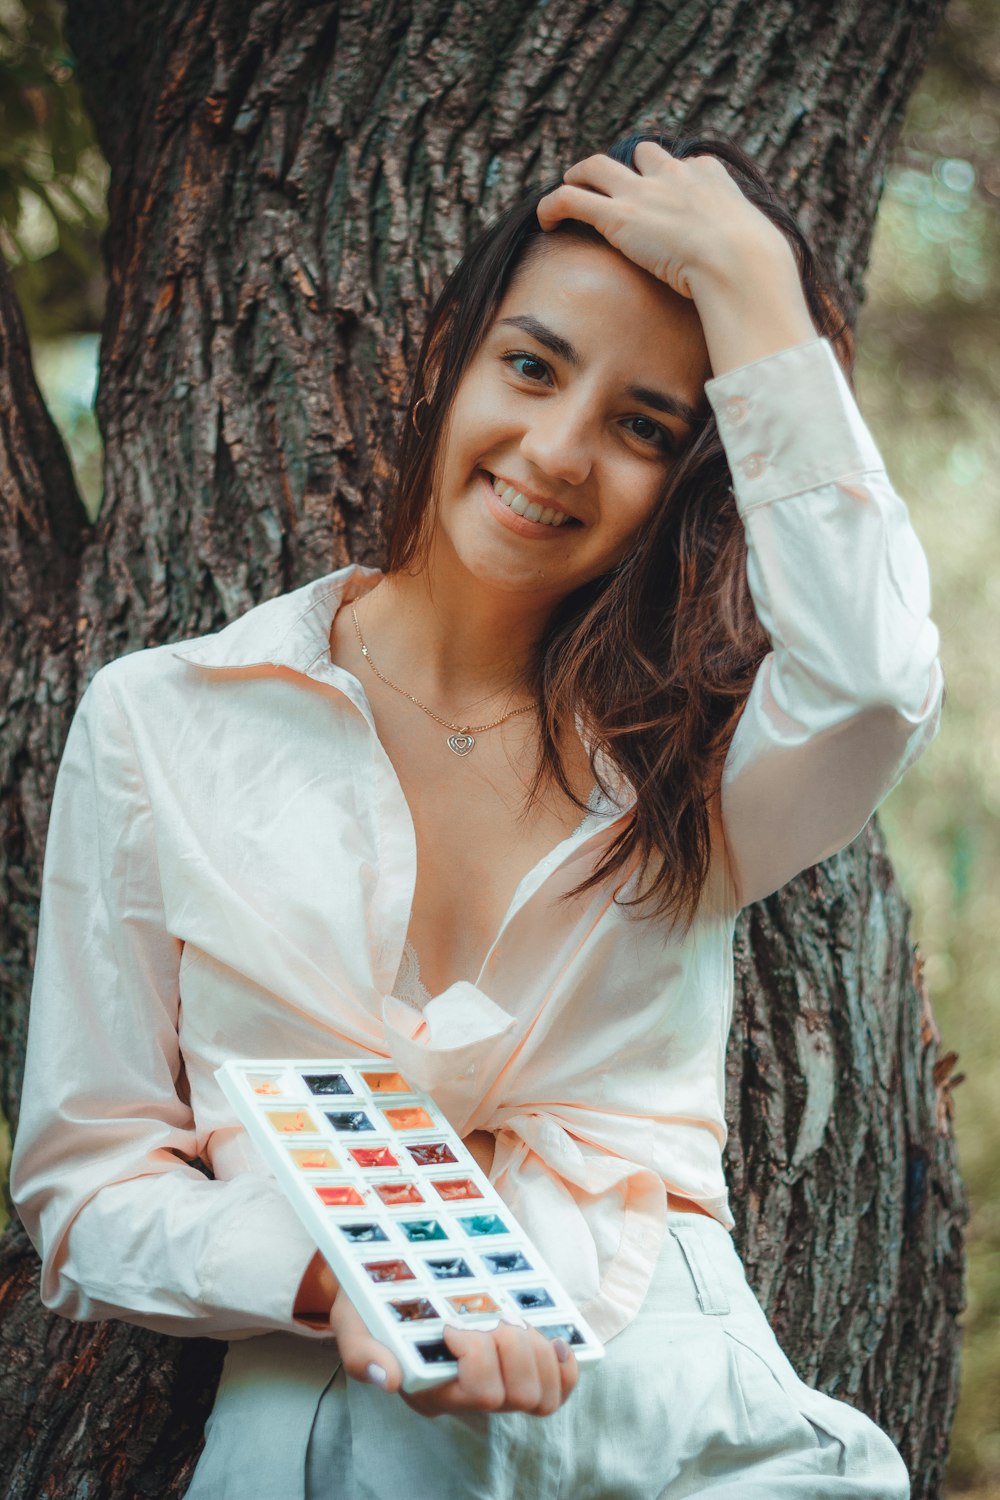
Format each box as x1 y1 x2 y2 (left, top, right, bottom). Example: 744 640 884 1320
424 234 712 605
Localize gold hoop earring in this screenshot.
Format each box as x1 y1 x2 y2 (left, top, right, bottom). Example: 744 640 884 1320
411 395 430 437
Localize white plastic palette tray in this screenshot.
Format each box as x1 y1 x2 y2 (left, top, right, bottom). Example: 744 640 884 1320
215 1057 606 1393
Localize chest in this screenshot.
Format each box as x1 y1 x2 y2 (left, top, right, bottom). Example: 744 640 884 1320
330 648 596 996
389 707 597 994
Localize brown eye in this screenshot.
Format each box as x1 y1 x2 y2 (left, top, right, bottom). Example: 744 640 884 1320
623 415 675 452
501 352 552 383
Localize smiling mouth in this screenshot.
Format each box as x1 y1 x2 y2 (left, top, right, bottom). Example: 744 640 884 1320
484 472 584 527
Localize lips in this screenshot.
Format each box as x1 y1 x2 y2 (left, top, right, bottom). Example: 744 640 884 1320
479 470 577 540
484 472 583 527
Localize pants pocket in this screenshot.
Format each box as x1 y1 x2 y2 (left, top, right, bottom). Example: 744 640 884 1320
663 1225 910 1497
668 1222 733 1315
722 1323 910 1496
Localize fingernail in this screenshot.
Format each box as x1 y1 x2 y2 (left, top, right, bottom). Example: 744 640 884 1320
366 1361 388 1388
553 1338 571 1364
501 1308 528 1328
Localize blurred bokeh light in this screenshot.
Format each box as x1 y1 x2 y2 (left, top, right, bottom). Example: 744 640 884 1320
858 1 1000 1490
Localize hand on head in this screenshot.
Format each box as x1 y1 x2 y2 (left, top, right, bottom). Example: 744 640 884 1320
536 141 794 302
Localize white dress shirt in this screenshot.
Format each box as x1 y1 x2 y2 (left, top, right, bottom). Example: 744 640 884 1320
10 337 944 1347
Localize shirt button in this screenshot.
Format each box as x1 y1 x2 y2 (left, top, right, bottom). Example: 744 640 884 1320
723 395 748 424
740 452 767 479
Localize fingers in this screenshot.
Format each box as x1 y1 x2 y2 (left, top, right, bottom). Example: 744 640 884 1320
631 139 678 174
537 145 679 234
327 1282 405 1395
562 152 629 193
552 1334 581 1408
536 182 616 233
562 144 676 190
491 1322 580 1414
330 1282 581 1418
491 1321 546 1410
395 1324 496 1420
400 1320 579 1419
445 1322 510 1408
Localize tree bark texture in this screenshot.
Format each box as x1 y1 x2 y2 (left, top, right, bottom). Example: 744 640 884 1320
0 1 965 1495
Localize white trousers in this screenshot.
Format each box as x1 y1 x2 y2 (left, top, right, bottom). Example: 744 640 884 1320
185 1209 910 1500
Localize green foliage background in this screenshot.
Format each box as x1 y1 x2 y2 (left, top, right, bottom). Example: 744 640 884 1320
0 0 996 1491
853 6 1000 1490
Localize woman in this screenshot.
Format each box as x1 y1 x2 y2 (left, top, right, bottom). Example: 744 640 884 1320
10 132 941 1497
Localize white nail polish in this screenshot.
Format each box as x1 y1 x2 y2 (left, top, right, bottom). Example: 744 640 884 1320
366 1361 388 1388
500 1308 528 1328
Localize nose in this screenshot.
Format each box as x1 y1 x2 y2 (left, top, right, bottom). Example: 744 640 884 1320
518 392 594 488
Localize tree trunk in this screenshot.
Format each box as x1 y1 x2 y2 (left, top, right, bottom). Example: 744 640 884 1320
0 0 964 1494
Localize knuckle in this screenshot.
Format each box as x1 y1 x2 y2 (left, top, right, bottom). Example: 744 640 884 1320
494 1320 523 1343
465 1337 495 1372
520 1380 544 1410
478 1380 507 1412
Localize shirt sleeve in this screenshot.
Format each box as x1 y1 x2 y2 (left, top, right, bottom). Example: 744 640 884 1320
703 336 944 911
9 662 333 1342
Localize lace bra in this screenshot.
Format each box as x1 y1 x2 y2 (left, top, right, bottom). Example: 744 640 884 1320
391 938 434 1010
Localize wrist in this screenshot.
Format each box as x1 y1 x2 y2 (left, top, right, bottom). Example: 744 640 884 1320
293 1249 339 1326
688 241 819 379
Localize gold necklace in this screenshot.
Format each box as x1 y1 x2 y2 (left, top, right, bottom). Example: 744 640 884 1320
351 603 535 757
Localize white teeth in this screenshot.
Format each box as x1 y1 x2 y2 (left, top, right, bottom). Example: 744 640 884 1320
490 474 571 527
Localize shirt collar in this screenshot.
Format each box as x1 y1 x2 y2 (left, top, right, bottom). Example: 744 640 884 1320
169 562 384 676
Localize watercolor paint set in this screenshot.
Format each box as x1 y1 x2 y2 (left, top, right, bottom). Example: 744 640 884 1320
215 1057 606 1393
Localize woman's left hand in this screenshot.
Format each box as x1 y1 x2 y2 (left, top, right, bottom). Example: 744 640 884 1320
535 141 792 302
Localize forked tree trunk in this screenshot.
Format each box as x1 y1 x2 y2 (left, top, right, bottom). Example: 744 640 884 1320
0 1 964 1494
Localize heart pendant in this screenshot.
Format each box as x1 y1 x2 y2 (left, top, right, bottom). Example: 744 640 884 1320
447 733 475 756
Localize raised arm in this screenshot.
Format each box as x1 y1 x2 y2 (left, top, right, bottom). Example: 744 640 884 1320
689 209 941 907
703 335 943 907
9 662 330 1341
538 144 943 910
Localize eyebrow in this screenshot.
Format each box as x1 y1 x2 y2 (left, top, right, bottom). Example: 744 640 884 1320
495 314 704 428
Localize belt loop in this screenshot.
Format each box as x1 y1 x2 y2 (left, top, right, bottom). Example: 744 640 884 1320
669 1221 731 1315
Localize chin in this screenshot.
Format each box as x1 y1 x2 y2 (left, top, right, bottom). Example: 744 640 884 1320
431 491 586 597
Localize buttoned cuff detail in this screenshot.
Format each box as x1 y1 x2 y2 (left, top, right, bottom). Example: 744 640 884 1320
704 336 886 513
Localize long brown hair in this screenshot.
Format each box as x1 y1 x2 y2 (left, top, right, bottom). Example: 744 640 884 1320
377 130 854 931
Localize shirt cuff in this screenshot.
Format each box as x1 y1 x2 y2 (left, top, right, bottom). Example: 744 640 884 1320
704 336 886 513
199 1177 336 1342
